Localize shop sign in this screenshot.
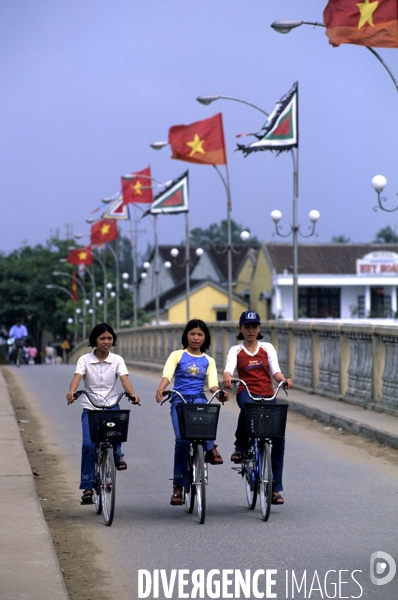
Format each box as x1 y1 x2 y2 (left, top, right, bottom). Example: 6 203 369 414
356 252 398 275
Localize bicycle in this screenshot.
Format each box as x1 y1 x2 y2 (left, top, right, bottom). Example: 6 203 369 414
14 337 27 367
161 389 225 524
230 379 288 521
73 390 139 526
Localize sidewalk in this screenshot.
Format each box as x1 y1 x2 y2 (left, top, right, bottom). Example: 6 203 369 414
1 364 397 600
0 371 69 600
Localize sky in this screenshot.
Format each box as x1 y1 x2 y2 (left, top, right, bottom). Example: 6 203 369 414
1 0 398 258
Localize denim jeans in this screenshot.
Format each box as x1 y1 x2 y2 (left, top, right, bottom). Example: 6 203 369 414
80 407 122 490
170 393 214 489
235 390 285 492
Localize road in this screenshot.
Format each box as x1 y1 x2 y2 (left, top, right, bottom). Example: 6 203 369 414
11 364 398 600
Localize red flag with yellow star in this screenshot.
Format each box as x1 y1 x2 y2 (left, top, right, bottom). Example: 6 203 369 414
168 113 227 165
90 220 118 245
324 0 398 47
67 246 93 266
121 166 154 205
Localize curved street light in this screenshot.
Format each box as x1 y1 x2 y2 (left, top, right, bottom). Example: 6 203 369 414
53 271 87 340
371 175 398 213
46 284 78 343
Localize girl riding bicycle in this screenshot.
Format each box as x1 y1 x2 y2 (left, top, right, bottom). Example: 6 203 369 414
66 323 140 505
155 319 228 506
222 311 292 506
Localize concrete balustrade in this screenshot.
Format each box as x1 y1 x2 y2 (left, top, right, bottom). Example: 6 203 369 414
68 321 398 416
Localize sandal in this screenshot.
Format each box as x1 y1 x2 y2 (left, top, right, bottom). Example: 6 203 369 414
272 492 284 505
116 456 127 471
205 444 223 465
230 449 244 463
170 486 183 506
81 489 94 505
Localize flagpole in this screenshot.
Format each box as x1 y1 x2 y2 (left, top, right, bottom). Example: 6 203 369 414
213 165 233 321
154 214 160 325
129 211 138 328
292 147 299 322
185 211 190 321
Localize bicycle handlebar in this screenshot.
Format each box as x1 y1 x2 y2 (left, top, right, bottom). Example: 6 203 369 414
230 378 288 402
73 390 140 408
160 388 226 406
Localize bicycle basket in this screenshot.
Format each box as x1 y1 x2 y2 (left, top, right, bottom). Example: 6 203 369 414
176 403 220 440
244 403 288 438
88 410 130 443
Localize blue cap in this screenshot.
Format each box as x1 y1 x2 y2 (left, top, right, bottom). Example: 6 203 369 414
239 311 261 326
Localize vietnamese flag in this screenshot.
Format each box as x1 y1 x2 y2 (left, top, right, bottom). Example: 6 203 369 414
324 0 398 47
121 166 154 205
67 246 93 265
168 113 227 165
90 220 118 245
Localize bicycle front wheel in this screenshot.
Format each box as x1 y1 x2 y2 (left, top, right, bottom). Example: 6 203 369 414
16 348 21 367
101 447 116 526
194 444 206 524
259 442 272 521
185 449 195 513
93 454 102 514
245 456 257 510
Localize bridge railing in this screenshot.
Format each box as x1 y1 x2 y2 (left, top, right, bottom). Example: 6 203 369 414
67 321 398 416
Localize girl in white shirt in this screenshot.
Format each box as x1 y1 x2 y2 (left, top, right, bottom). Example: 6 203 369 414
66 323 140 505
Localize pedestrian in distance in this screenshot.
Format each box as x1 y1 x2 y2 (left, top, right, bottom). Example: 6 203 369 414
66 323 140 505
155 318 228 506
222 311 293 506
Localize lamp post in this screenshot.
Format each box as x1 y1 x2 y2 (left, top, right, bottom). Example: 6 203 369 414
164 246 205 321
53 271 88 339
196 92 300 319
270 20 398 96
151 141 236 320
371 175 398 213
270 209 320 320
46 284 78 343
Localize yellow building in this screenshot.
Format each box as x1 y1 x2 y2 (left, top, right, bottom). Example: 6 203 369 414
160 280 248 324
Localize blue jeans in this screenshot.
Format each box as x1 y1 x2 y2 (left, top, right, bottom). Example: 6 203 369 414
235 390 285 492
80 407 122 490
170 393 214 489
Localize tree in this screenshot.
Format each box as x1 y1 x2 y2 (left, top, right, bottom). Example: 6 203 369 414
190 219 259 245
332 235 351 243
373 225 398 244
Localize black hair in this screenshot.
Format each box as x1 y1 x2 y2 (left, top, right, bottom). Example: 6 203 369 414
181 319 211 352
88 323 117 347
237 325 263 341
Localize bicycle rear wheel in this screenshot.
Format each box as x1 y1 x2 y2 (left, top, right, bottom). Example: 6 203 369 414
245 456 257 510
259 442 272 521
194 444 206 524
101 447 116 526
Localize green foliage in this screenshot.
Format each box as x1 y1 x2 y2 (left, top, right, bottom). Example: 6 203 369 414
190 219 259 246
373 225 398 244
332 235 351 243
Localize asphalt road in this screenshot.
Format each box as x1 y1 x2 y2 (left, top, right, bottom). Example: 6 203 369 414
13 364 398 600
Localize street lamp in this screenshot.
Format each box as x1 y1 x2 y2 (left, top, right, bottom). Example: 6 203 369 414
270 20 398 97
371 175 398 213
270 208 320 320
197 92 300 320
164 246 205 320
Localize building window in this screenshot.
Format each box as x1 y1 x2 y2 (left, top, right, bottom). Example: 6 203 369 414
216 311 227 321
358 295 365 318
371 287 391 318
298 288 340 318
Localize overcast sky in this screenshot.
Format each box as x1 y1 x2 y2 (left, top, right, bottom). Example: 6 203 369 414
1 1 397 258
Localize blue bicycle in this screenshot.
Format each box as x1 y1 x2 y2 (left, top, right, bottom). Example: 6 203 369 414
231 379 288 521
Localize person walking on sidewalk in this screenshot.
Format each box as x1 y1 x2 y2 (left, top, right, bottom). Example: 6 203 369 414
223 311 292 506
